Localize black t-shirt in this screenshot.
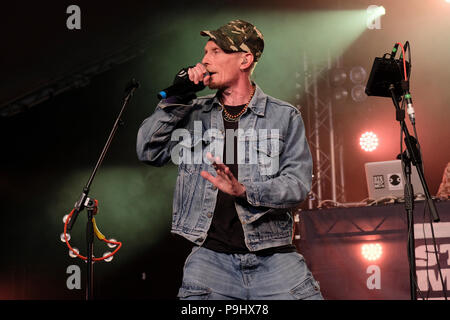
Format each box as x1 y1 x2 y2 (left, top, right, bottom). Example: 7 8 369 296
203 103 296 255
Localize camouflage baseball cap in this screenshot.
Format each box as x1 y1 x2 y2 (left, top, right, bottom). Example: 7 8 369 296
200 19 264 62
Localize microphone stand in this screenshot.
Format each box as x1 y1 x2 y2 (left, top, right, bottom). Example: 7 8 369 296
388 84 440 300
66 79 139 300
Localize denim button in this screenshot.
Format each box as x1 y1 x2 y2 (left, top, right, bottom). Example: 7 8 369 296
207 212 213 218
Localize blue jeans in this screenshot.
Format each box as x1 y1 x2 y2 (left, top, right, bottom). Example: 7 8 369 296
177 246 323 300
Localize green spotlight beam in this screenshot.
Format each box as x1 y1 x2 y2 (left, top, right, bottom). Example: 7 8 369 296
142 9 370 103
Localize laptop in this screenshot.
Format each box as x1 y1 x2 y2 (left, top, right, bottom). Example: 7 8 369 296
364 160 425 200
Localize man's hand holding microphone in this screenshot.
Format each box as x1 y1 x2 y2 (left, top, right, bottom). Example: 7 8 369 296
157 63 210 100
188 63 211 86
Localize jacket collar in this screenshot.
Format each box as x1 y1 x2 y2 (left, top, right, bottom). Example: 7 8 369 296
202 82 267 117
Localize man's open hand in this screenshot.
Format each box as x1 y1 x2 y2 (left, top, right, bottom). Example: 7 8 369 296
200 152 246 198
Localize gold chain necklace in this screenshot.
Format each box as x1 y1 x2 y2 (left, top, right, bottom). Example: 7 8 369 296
221 86 255 122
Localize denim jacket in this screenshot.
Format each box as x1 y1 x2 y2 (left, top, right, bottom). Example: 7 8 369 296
136 84 312 251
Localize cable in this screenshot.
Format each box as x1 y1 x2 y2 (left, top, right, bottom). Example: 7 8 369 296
425 203 448 300
404 41 411 79
397 70 426 299
422 205 431 300
395 41 446 300
396 42 408 81
406 212 425 300
402 42 445 299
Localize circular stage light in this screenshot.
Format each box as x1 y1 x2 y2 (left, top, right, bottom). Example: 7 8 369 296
330 68 347 87
359 131 379 152
351 85 368 102
333 87 349 103
350 66 367 84
362 243 383 261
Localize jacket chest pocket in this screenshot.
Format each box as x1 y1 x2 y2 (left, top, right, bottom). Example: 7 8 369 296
254 132 284 178
176 129 223 175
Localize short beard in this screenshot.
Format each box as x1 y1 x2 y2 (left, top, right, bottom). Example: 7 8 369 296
208 82 223 90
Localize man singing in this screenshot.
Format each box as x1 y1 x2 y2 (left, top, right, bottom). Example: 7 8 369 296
137 19 323 300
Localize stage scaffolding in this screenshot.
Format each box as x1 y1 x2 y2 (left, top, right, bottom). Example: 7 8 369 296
302 52 346 209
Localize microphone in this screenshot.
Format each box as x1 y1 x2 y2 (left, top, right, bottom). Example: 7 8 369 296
405 93 415 125
157 67 208 100
401 79 415 125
